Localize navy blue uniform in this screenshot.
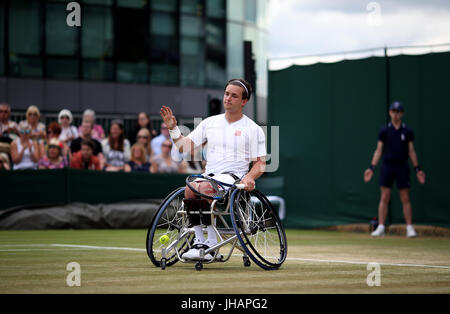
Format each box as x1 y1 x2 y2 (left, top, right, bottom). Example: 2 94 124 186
378 122 414 189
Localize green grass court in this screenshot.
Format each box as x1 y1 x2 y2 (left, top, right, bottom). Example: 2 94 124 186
0 229 449 294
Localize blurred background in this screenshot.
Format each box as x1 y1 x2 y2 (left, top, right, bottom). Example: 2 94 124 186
0 0 268 126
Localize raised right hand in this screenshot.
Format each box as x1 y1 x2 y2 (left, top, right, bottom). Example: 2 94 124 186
160 105 177 130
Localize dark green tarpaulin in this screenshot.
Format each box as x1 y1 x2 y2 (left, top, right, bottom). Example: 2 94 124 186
0 170 284 229
0 169 186 211
268 51 450 229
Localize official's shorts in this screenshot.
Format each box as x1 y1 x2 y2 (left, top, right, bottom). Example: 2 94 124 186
379 162 410 189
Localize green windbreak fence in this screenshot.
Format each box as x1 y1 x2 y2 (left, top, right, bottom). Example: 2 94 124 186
268 51 450 229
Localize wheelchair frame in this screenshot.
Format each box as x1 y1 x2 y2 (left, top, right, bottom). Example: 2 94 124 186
147 181 287 271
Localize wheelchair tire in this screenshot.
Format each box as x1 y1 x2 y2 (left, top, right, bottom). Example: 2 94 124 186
146 187 194 268
230 188 287 270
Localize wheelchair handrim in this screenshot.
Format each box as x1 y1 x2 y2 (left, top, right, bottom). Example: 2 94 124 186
230 188 288 270
146 187 190 267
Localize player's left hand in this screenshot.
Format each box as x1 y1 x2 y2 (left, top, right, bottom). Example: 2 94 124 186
241 176 256 191
416 170 425 184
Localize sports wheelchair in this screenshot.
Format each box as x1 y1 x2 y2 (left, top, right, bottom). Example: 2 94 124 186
146 174 288 271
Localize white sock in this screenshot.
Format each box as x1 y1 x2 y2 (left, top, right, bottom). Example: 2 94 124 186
406 224 414 230
193 225 205 243
206 225 217 244
377 224 385 230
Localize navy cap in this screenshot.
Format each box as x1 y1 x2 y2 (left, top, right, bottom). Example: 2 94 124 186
389 101 404 112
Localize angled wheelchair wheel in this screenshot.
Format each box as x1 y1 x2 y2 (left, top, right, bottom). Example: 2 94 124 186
230 188 287 270
146 187 194 268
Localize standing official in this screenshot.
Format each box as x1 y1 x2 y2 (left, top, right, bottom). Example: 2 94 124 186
364 101 425 237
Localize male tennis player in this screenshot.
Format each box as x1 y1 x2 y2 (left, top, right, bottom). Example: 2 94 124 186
364 101 425 238
159 78 266 260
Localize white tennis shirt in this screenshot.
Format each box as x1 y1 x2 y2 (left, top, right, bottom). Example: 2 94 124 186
187 113 266 178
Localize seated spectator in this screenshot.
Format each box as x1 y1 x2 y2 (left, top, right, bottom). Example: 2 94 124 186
136 128 153 162
124 143 152 173
10 122 40 170
101 120 130 171
130 112 155 144
21 105 46 143
150 139 186 174
78 109 105 141
71 121 104 168
38 138 68 169
58 109 78 145
0 152 11 170
70 140 101 170
0 102 19 143
151 122 184 162
151 123 169 157
0 103 18 162
39 122 71 161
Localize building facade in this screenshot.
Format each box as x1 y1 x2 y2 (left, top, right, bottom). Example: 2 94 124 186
0 0 269 123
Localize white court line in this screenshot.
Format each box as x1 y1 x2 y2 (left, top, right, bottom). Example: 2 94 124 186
286 257 450 270
2 243 450 270
51 244 145 252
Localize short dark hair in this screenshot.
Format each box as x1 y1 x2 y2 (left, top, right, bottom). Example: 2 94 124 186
225 79 252 101
0 103 10 111
47 122 61 135
81 139 95 151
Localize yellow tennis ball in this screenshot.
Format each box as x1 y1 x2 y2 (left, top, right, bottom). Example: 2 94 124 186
159 235 169 245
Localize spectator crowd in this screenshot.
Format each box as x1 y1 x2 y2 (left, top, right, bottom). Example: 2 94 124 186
0 103 205 174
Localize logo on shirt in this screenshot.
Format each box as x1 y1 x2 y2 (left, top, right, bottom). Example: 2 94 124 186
401 133 405 141
235 130 241 136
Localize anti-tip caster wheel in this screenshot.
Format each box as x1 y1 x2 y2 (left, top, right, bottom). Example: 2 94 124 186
160 258 166 270
243 256 251 267
195 261 203 271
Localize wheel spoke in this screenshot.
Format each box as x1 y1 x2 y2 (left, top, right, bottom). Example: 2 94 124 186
231 190 287 270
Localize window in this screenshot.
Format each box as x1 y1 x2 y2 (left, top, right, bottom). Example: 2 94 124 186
46 58 79 80
150 12 178 84
117 61 148 83
180 0 203 16
3 0 247 91
45 2 80 79
8 0 43 77
226 22 243 79
205 20 226 87
83 0 113 5
180 15 205 86
117 0 146 9
151 0 177 12
206 0 225 18
82 5 114 81
0 2 4 75
115 6 149 83
227 0 244 22
82 6 113 59
46 3 78 56
245 0 257 23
